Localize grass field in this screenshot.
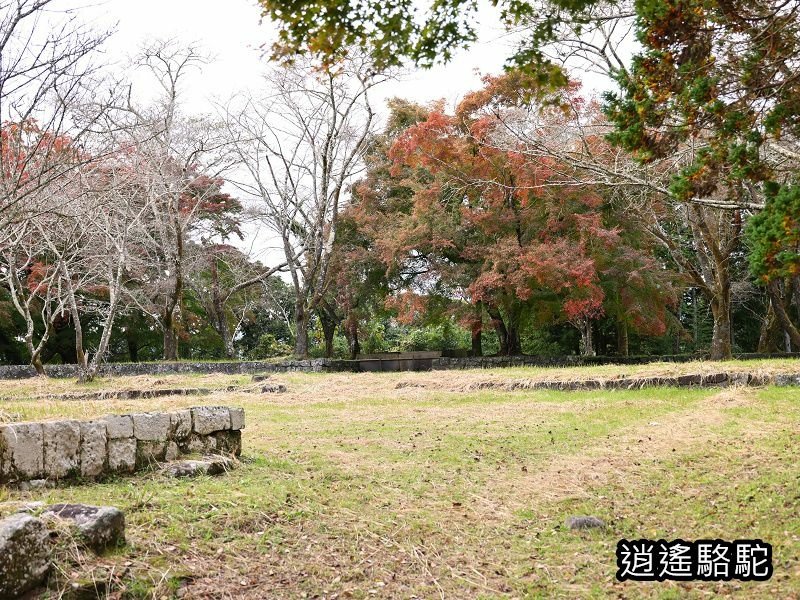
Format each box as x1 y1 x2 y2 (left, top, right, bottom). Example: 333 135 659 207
1 362 799 599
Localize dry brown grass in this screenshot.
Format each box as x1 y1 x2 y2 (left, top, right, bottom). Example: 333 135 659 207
506 388 761 505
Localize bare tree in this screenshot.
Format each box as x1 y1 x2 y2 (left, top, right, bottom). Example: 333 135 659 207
0 0 112 231
0 210 70 374
64 159 153 381
223 54 384 357
0 0 116 375
0 147 150 380
109 41 238 360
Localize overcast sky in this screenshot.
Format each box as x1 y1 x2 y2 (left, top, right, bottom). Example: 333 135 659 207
53 0 521 264
57 0 615 266
73 0 518 117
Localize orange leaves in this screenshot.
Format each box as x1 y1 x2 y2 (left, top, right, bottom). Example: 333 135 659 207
455 70 573 122
389 109 467 176
0 120 80 187
25 261 54 294
563 296 604 321
385 291 429 324
465 235 605 321
353 73 679 331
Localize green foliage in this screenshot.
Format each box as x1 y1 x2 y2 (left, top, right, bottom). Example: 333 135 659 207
732 293 768 353
398 321 470 352
0 292 27 363
248 333 293 359
519 326 565 356
260 0 605 84
747 184 800 282
676 288 713 354
260 0 480 68
362 319 390 354
111 312 163 362
236 278 296 357
605 0 800 203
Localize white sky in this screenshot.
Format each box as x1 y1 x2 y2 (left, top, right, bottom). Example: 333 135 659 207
57 0 519 265
73 0 517 116
53 0 616 267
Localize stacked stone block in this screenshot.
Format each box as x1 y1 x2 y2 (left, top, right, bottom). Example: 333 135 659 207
0 406 244 486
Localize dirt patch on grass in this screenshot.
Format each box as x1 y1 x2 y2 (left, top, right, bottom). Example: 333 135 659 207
501 388 765 506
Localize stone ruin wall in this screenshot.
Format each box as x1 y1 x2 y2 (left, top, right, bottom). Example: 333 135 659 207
0 406 244 486
1 353 798 380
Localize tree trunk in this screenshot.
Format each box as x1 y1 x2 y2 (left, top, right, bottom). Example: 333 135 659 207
470 321 482 357
127 334 139 362
321 317 336 358
470 302 483 356
345 312 360 359
617 320 629 356
793 276 800 322
162 214 184 362
163 328 178 361
661 204 739 360
83 266 127 381
209 251 233 359
317 303 338 358
294 304 310 358
25 321 52 378
11 268 52 377
215 303 234 359
163 310 178 361
758 301 775 353
72 317 87 380
65 274 90 382
768 279 800 351
208 254 236 359
578 318 595 356
709 290 733 360
73 319 89 383
485 304 509 355
506 321 522 355
31 354 46 376
693 288 700 348
223 332 235 359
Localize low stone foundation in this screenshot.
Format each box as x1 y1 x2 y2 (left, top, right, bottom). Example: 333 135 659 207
0 406 244 486
462 372 800 391
0 353 797 379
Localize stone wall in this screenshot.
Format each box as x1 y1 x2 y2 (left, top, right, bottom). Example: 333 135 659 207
0 353 797 380
0 360 335 380
456 372 800 391
0 406 244 486
430 353 800 370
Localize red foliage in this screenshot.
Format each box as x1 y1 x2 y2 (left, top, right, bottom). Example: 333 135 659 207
347 73 676 339
384 84 612 322
0 120 81 190
25 261 54 294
